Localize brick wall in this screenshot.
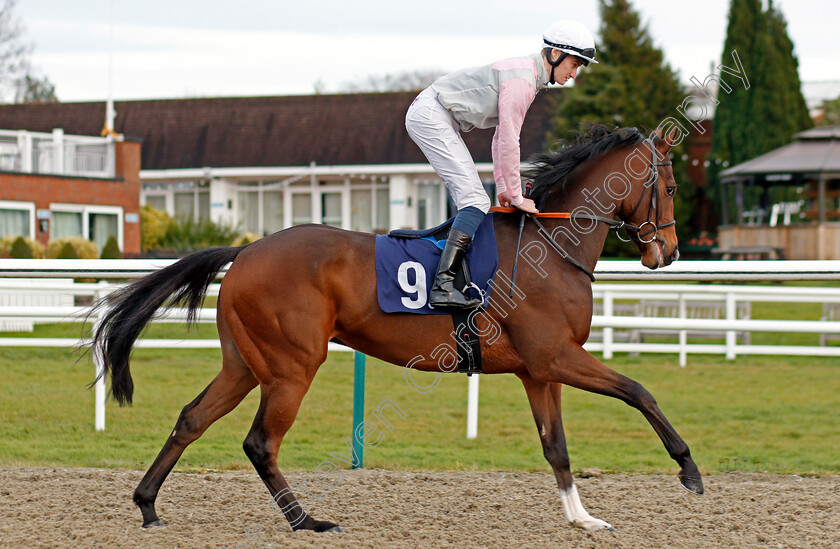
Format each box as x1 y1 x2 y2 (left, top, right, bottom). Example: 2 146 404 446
0 139 142 254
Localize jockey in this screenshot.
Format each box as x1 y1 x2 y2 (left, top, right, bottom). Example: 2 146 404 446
405 20 598 309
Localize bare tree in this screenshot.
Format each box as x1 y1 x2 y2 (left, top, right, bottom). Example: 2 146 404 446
338 70 444 93
14 68 57 103
0 0 30 101
1 0 56 103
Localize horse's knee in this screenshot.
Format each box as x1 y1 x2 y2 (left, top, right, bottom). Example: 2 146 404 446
625 380 657 409
171 406 204 445
243 431 271 468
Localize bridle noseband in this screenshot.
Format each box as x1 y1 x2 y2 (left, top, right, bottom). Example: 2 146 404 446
493 138 675 282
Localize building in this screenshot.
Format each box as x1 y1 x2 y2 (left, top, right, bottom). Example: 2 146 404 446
718 126 840 259
0 91 559 239
0 127 141 254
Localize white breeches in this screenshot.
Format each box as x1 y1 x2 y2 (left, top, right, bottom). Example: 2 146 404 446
405 88 492 213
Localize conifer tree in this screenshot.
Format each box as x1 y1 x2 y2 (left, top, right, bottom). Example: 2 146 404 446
709 0 812 222
549 0 684 139
710 0 764 167
547 0 690 256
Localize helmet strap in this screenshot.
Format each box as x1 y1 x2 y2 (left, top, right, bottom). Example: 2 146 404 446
544 47 568 85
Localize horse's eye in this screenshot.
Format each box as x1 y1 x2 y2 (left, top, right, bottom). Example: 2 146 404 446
665 186 677 197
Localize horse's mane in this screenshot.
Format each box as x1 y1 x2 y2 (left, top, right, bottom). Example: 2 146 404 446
525 125 646 209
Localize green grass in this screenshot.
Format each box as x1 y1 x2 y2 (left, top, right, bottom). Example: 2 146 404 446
0 339 837 475
1 280 837 475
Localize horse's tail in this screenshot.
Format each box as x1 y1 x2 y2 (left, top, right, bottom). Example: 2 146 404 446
91 246 247 406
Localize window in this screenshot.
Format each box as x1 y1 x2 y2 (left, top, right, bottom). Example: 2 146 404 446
263 190 284 235
52 211 83 239
145 195 166 211
174 191 196 219
0 201 35 239
321 192 342 227
376 188 390 231
416 185 440 230
351 189 373 232
51 204 123 252
90 213 119 250
292 194 312 225
237 189 260 233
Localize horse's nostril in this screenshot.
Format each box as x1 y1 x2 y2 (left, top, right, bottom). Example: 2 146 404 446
672 246 680 262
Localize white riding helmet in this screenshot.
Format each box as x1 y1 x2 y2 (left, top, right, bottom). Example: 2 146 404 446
542 20 598 66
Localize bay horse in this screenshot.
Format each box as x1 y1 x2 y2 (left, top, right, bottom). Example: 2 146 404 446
91 124 702 534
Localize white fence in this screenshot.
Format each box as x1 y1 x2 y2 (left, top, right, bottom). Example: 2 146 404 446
1 259 839 434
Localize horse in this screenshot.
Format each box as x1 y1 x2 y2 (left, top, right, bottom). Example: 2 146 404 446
91 124 701 535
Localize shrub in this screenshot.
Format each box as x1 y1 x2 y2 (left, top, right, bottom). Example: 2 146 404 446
232 232 262 246
10 236 34 258
157 214 241 252
1 235 45 258
100 235 122 259
57 241 79 259
47 237 98 259
140 205 171 251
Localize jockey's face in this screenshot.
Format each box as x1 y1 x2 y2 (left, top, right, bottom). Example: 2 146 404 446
556 55 584 85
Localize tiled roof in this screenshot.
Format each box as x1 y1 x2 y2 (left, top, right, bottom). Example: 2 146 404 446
0 91 561 171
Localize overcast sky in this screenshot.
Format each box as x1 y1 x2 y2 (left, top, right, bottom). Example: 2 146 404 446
15 0 840 103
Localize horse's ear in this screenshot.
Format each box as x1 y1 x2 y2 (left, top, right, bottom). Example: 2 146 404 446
652 125 680 155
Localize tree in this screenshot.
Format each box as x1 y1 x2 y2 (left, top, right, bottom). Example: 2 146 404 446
338 70 444 93
0 0 29 101
547 0 689 256
817 95 840 127
14 69 57 103
549 0 685 139
711 0 811 166
708 0 812 223
709 0 763 168
0 0 57 103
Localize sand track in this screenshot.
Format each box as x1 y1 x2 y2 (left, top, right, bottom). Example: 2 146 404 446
1 467 837 548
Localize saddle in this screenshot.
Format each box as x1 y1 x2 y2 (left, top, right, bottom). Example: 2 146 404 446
388 218 455 243
380 217 494 375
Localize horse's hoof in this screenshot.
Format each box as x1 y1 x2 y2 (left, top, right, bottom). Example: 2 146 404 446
142 519 166 528
574 517 614 532
325 525 345 533
679 474 705 495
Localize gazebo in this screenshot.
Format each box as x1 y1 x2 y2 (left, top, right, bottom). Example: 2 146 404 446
718 126 840 259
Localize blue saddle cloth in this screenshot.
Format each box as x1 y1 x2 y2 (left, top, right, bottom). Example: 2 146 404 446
375 215 498 314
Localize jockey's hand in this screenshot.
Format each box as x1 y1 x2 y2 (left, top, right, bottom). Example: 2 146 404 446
496 192 514 207
515 198 539 214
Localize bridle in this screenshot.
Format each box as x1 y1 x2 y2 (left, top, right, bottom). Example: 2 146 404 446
571 137 674 245
491 138 675 283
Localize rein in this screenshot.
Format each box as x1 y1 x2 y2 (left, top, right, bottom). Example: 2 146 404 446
490 139 674 282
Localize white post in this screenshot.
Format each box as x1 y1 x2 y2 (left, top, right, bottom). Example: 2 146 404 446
603 291 614 360
17 131 32 172
466 374 479 439
52 129 65 175
310 161 320 224
679 294 687 367
93 296 107 431
725 291 736 360
106 135 116 178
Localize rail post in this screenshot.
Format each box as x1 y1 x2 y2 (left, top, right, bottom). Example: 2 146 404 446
725 292 737 360
679 293 687 367
603 291 614 360
351 351 365 468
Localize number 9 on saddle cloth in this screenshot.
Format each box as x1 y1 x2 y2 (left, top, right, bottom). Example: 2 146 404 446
375 215 498 315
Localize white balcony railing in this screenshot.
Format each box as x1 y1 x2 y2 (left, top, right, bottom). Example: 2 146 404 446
0 128 115 179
